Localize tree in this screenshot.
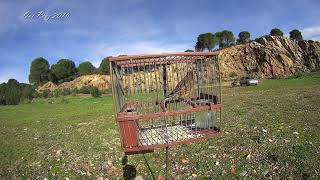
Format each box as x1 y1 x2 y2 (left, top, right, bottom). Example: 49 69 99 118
0 83 6 105
289 29 303 41
21 84 36 101
215 30 235 48
29 57 50 86
237 31 251 43
48 72 58 83
77 61 96 75
51 59 77 83
4 79 22 105
270 28 284 36
196 33 218 51
99 57 111 75
195 41 204 52
184 49 194 52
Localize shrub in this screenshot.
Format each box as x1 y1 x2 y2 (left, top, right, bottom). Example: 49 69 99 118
53 89 63 97
41 90 50 98
90 87 102 97
62 88 72 96
293 72 304 79
78 86 92 94
4 79 22 105
71 88 78 94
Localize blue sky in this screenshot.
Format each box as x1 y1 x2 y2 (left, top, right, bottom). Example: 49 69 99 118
0 0 320 83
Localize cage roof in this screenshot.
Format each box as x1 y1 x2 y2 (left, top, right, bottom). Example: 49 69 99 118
109 51 220 61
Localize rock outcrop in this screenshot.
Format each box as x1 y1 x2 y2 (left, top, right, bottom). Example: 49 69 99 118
37 74 111 92
220 35 320 79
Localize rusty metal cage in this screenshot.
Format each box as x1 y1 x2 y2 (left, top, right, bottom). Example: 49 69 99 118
110 52 223 154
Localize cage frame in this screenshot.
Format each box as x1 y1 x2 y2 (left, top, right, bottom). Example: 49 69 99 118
110 51 223 155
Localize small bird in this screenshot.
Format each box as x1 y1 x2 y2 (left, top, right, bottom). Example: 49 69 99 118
161 70 196 110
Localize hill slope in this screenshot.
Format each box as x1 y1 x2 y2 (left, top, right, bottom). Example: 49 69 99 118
220 35 320 79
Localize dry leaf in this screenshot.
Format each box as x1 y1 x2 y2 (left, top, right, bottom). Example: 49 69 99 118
181 159 189 164
231 165 236 174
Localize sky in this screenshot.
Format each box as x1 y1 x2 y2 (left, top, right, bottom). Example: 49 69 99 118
0 0 320 83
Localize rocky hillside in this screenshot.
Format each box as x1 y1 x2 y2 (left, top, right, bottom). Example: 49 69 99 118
37 75 111 92
38 36 320 92
220 35 320 79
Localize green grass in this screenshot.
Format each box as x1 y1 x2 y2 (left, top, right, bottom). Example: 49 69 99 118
0 72 320 179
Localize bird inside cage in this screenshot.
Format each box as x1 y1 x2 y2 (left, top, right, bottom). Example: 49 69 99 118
161 70 196 110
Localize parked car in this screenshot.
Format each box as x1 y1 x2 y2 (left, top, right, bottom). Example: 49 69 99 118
240 76 258 86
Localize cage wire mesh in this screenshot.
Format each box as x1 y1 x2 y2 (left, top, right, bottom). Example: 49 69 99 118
110 52 222 153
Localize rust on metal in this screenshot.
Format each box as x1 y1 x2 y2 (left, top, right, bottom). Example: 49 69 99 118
109 51 220 61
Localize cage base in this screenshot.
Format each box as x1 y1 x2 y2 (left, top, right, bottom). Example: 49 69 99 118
123 124 222 154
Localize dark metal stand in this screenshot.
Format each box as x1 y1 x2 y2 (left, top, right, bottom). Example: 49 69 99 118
143 153 156 180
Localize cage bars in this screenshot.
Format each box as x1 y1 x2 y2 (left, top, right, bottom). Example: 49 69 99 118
110 52 222 154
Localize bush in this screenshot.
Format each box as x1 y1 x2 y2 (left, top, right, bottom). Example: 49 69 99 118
41 90 50 98
62 88 72 96
53 89 63 97
78 86 92 94
4 79 22 105
90 87 102 97
293 72 304 79
71 88 78 96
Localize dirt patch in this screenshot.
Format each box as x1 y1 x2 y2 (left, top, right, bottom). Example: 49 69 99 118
303 91 320 97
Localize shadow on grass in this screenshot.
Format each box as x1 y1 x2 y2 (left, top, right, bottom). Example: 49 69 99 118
122 155 137 180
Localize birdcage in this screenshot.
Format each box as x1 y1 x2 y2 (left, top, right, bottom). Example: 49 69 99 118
110 52 223 155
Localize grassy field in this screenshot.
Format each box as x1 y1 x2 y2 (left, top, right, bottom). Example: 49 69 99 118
0 72 320 179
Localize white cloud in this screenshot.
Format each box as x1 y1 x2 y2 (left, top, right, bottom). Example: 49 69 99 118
302 26 320 40
85 40 192 68
92 41 192 57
